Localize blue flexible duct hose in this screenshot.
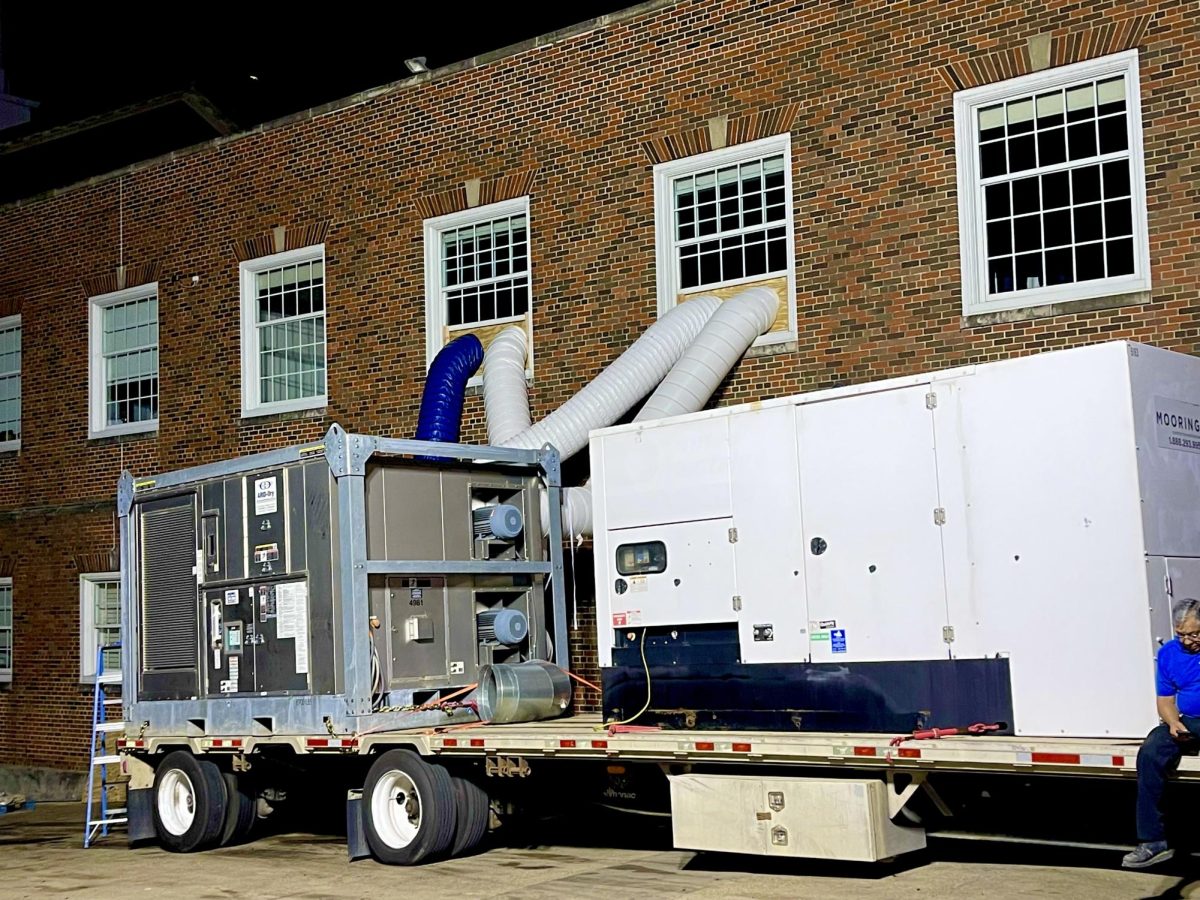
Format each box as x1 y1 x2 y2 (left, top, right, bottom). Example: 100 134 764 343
415 334 484 448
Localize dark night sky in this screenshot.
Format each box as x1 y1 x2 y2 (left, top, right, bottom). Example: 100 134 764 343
1 3 638 131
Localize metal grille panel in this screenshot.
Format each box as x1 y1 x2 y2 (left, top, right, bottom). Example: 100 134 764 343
140 499 197 670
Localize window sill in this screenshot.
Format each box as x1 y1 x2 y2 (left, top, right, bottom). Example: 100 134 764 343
240 405 327 425
745 338 797 360
962 289 1151 329
0 440 19 457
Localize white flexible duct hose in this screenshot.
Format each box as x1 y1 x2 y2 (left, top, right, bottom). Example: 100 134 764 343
560 287 779 538
482 326 532 446
634 286 780 421
503 295 721 460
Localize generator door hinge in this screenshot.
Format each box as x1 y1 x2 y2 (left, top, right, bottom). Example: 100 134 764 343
732 595 742 612
728 527 739 543
933 507 946 526
925 391 938 410
1165 574 1174 597
942 625 955 644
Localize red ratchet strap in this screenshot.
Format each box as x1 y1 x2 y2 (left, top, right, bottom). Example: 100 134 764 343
607 724 664 736
889 721 1005 747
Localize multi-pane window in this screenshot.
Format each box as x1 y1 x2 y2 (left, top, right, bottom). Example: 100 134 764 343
0 317 19 448
80 575 121 683
441 214 530 327
424 198 533 375
672 155 788 291
240 247 327 416
90 287 158 436
0 578 11 681
955 51 1149 316
653 134 796 346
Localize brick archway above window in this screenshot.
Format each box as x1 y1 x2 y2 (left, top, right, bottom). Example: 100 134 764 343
81 261 160 298
0 556 14 578
939 12 1154 91
230 220 331 263
73 550 119 573
640 103 802 166
413 168 540 220
0 294 19 319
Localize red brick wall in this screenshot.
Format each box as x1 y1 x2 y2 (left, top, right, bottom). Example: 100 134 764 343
0 0 1196 768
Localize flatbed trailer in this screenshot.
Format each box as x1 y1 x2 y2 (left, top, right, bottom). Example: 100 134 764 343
117 712 1200 864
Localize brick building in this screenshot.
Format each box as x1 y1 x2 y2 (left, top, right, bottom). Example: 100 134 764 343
0 0 1195 786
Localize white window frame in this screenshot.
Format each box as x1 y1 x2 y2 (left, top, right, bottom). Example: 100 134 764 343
239 245 328 418
0 314 19 453
423 197 533 378
80 573 121 684
88 284 159 439
954 49 1151 317
0 576 12 683
653 134 797 347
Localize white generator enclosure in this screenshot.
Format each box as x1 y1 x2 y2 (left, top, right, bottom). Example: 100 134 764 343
591 342 1200 738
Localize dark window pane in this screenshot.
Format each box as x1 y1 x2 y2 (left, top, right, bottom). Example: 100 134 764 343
1097 78 1127 117
1015 252 1043 290
1013 214 1042 252
1072 166 1101 204
1103 161 1131 199
987 220 1012 256
1007 98 1034 135
1042 171 1070 210
745 238 766 275
311 285 324 312
764 166 784 189
480 290 496 322
985 183 1010 219
1009 135 1036 172
514 285 529 316
1012 176 1040 215
1036 91 1065 129
988 257 1014 294
720 215 739 231
1098 115 1128 154
1073 205 1103 242
699 250 720 284
681 256 700 288
767 230 788 272
697 213 718 237
696 185 716 205
980 142 1007 178
743 206 763 227
496 287 512 319
1037 128 1066 166
1076 243 1105 281
719 198 738 218
1105 199 1132 237
722 246 744 280
1044 209 1072 247
1106 238 1135 276
1066 84 1095 122
1045 247 1073 285
979 104 1005 142
463 293 479 324
1068 122 1097 160
447 294 462 326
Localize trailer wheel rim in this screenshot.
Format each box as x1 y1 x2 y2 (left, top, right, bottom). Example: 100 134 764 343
158 769 197 836
371 770 423 849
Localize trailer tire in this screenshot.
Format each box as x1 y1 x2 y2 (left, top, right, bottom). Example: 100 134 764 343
449 775 490 857
152 751 227 852
218 771 256 846
363 749 456 864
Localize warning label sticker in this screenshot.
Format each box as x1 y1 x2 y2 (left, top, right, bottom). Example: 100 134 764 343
224 589 239 606
831 629 847 653
612 610 643 628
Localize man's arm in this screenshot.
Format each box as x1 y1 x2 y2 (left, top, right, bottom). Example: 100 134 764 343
1157 695 1190 738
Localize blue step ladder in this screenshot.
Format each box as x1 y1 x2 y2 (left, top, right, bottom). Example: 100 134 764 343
84 642 127 848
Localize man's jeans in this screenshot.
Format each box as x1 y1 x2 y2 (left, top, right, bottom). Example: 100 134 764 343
1137 713 1200 842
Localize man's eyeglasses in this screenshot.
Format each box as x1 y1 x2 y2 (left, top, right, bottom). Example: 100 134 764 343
1177 630 1200 643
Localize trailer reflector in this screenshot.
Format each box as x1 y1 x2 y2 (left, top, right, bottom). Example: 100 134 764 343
305 737 358 750
853 746 877 757
560 739 577 748
732 743 752 753
470 738 485 747
591 740 608 749
442 738 459 747
695 741 715 752
1029 752 1081 765
897 747 922 758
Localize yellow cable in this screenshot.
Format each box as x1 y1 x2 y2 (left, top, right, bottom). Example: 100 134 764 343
603 627 651 729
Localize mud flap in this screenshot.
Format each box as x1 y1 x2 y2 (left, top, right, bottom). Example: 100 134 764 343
346 788 370 861
127 787 156 844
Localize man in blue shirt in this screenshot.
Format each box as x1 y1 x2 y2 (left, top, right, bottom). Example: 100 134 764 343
1124 597 1200 868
